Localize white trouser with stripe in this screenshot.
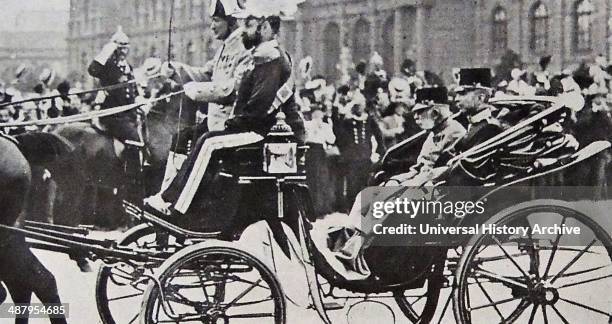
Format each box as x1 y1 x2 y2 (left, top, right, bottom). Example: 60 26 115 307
174 131 264 214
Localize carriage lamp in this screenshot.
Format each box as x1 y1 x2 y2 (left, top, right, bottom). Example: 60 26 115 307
263 112 298 174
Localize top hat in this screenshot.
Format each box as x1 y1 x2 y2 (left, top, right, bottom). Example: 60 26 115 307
455 68 492 93
412 86 448 112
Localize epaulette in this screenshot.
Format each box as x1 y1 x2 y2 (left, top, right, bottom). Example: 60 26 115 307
253 44 281 66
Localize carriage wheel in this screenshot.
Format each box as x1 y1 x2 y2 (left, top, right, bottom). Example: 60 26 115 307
394 258 445 324
140 244 286 324
96 224 181 324
453 200 612 324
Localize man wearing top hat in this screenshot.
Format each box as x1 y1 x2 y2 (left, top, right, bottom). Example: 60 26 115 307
88 26 140 144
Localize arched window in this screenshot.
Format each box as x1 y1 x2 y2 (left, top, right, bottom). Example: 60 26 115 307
323 22 341 82
382 15 395 74
575 0 593 51
530 2 549 53
492 6 508 55
353 18 371 64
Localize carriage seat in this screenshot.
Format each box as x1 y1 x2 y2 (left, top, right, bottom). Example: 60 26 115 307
218 113 308 178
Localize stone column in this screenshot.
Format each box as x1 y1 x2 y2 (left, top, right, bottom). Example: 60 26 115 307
415 5 426 70
393 8 403 74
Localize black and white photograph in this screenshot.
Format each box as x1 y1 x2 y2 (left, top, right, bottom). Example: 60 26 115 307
0 0 612 323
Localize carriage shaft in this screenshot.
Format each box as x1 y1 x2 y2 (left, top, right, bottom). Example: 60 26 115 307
24 220 91 236
0 224 162 263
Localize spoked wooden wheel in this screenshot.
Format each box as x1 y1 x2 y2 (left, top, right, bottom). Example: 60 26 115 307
96 224 180 324
140 244 286 324
454 200 612 324
394 258 445 324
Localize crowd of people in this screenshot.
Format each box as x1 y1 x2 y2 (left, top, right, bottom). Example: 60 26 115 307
0 65 98 134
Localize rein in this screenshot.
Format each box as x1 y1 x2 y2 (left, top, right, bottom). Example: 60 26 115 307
0 91 184 128
0 73 161 109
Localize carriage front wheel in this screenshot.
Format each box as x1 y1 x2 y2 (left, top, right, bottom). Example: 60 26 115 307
96 224 181 324
453 200 612 324
139 241 286 324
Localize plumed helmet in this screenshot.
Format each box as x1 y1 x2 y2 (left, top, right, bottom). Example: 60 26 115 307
39 68 56 86
369 52 384 68
232 0 284 19
111 26 130 47
209 0 245 18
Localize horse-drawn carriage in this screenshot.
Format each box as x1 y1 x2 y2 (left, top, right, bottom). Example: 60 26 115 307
2 95 611 324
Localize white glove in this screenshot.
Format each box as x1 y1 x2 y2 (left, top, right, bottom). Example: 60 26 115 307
94 42 118 65
370 152 380 163
161 62 176 78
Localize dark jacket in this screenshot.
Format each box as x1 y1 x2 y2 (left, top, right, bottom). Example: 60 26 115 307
335 114 385 161
88 57 138 109
226 41 304 141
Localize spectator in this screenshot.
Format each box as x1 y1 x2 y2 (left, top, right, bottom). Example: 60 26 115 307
335 91 385 209
305 104 336 216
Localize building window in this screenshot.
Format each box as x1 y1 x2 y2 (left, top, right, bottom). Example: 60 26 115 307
353 18 371 64
575 0 593 51
530 2 549 53
382 14 395 74
323 22 341 81
492 6 508 55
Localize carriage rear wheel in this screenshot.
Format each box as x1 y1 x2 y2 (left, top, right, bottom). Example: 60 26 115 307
140 244 286 324
394 257 445 324
453 200 612 324
96 224 180 324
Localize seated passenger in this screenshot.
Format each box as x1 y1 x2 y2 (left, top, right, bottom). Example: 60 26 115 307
390 87 466 186
313 69 503 280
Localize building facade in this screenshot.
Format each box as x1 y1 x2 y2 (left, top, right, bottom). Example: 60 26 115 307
67 0 298 82
0 10 69 82
296 0 612 83
67 0 219 81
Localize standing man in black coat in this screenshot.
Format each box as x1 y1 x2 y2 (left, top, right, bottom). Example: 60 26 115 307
335 91 385 207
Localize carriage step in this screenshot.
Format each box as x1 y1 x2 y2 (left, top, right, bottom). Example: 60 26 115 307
322 301 345 310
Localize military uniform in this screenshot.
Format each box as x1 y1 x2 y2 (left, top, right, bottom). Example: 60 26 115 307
88 31 139 142
162 39 300 215
335 112 385 205
174 27 249 131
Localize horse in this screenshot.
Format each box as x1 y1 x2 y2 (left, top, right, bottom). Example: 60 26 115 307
46 86 200 228
0 132 71 324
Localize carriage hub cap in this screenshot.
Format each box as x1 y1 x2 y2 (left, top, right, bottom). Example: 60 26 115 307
531 283 559 305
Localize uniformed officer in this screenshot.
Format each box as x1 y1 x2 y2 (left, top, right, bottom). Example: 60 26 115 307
147 7 302 216
88 26 140 144
453 68 502 154
389 87 466 186
335 91 386 205
145 0 249 199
